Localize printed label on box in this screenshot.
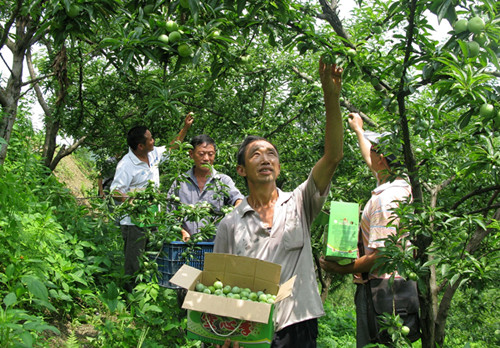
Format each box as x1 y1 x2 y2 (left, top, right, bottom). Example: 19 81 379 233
324 201 360 264
187 308 274 348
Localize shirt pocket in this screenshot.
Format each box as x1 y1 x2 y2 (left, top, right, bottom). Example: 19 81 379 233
283 208 304 251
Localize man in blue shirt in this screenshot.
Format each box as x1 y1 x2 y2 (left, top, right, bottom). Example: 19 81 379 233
168 134 243 241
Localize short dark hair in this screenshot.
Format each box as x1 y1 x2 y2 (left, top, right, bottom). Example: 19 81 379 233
237 136 279 166
127 126 149 150
190 134 216 151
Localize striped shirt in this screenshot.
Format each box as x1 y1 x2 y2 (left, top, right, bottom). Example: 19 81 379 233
355 178 412 283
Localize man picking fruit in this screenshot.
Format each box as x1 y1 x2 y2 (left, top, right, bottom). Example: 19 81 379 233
319 113 417 346
111 113 193 292
214 58 344 347
168 134 243 242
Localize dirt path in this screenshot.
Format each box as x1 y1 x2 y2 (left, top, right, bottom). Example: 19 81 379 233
53 155 96 200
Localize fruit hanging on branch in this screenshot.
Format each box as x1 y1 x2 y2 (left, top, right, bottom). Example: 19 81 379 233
453 19 468 34
166 20 179 33
467 41 480 57
467 17 485 35
158 34 169 44
479 103 495 119
178 44 192 57
168 31 182 44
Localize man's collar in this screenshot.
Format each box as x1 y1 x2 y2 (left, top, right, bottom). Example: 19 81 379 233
373 178 410 194
188 166 219 180
240 188 291 215
128 148 144 165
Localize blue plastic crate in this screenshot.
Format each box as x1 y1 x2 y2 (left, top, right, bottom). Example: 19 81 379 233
153 241 213 289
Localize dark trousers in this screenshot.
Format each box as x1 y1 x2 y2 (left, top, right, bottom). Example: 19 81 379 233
271 318 318 348
355 284 371 348
121 224 147 292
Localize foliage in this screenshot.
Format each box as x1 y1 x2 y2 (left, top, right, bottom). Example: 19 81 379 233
318 300 356 348
0 0 499 346
445 285 500 347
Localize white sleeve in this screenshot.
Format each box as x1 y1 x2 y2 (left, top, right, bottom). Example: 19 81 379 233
110 161 131 194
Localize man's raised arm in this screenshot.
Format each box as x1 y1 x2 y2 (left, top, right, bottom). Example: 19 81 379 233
312 58 344 194
169 112 194 149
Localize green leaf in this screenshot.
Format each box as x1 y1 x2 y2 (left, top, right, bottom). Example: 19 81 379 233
5 263 15 278
4 292 17 307
164 323 179 331
423 258 441 267
104 282 119 300
33 298 57 312
486 47 500 70
458 111 472 129
473 218 487 231
449 273 460 287
441 264 449 277
141 303 162 313
104 298 118 312
23 276 48 301
20 331 33 346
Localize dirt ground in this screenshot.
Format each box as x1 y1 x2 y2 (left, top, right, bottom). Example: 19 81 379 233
43 320 99 347
53 155 96 201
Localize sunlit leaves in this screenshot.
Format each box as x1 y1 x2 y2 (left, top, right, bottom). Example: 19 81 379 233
459 135 500 178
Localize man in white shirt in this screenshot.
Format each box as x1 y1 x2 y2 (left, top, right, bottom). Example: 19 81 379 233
319 113 412 346
215 59 344 347
111 113 193 291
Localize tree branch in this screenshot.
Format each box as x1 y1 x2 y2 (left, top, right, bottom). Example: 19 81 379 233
0 0 23 52
465 203 500 216
429 175 456 208
26 49 51 117
290 66 378 128
21 72 56 87
436 207 500 343
0 52 13 76
317 0 354 49
485 190 500 218
451 185 500 211
49 136 87 171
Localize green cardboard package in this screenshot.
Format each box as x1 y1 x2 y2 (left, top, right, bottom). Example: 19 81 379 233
323 201 360 265
170 253 295 347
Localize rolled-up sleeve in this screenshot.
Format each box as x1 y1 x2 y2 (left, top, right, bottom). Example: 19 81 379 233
110 162 131 194
221 175 244 206
214 219 230 253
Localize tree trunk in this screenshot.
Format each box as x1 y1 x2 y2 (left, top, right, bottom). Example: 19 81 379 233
43 118 60 168
48 135 87 171
25 48 61 169
0 41 25 164
320 275 332 303
0 14 35 164
434 207 500 345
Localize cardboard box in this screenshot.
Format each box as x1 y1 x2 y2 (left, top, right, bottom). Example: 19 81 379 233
323 201 360 265
170 253 295 347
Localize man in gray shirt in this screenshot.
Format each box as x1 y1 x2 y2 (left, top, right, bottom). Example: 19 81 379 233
168 134 244 241
214 59 344 347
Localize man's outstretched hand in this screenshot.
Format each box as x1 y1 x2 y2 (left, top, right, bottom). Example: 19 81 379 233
319 58 343 97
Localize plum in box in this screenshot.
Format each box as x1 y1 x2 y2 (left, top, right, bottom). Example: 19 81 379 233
170 253 295 347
